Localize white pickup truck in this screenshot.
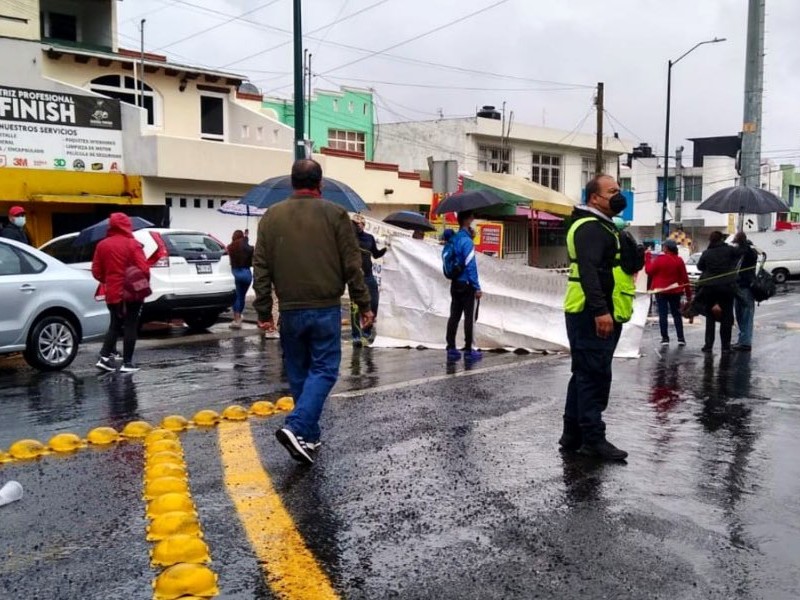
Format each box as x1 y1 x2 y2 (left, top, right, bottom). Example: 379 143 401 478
736 230 800 284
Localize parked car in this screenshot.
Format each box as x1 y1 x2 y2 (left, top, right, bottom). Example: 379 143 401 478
684 252 702 282
0 238 109 370
40 228 236 331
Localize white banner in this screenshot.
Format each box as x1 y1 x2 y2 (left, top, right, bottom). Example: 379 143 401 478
372 235 648 358
0 84 124 172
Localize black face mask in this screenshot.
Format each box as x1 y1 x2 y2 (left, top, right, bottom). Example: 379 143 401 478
609 193 627 215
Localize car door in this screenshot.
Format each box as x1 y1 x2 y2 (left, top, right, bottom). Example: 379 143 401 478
0 243 42 348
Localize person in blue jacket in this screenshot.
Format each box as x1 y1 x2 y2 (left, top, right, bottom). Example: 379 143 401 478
445 210 482 362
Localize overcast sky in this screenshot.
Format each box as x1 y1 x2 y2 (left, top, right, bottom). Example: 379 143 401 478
118 0 800 166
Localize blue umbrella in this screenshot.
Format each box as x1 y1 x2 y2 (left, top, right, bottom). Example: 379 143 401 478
73 216 154 246
240 175 369 213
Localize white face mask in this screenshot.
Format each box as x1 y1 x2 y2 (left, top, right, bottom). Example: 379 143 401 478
12 216 25 228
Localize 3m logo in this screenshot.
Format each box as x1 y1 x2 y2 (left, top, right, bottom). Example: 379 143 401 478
13 158 28 167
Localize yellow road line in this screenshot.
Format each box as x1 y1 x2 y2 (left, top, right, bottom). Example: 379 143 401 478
218 421 339 600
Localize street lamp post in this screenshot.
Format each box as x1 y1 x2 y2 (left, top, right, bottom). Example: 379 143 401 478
660 37 726 240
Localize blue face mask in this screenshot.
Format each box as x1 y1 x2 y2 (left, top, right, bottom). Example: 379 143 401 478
12 216 25 228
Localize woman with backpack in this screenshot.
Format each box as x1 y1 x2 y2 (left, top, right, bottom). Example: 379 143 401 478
92 213 151 373
228 229 254 329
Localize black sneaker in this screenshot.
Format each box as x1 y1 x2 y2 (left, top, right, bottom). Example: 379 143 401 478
119 363 140 373
577 440 628 461
678 339 686 347
660 338 669 346
701 346 713 353
732 344 752 352
275 428 314 464
95 356 116 372
558 432 582 452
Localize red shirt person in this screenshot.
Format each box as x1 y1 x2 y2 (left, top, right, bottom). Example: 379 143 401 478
91 213 150 372
645 239 692 346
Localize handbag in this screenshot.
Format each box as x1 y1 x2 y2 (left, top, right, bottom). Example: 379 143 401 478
750 252 775 303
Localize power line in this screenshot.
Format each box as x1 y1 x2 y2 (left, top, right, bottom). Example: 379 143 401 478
319 74 590 92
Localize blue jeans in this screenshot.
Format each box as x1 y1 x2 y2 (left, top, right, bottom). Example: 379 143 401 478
280 307 342 443
735 286 755 346
232 267 252 314
351 275 379 340
656 293 685 342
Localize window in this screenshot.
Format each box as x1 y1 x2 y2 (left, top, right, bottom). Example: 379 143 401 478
207 199 215 209
179 198 187 208
682 176 703 202
327 129 365 154
42 12 77 42
363 103 368 115
581 157 596 187
89 75 157 126
348 101 354 113
200 95 225 141
193 198 201 208
531 153 561 191
332 99 339 112
0 244 45 275
166 197 173 208
478 145 511 174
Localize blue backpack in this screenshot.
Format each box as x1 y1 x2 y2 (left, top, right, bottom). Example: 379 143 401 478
442 236 463 280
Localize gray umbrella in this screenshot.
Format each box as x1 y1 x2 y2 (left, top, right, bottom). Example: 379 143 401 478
697 185 788 215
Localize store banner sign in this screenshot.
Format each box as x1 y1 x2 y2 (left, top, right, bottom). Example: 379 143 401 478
0 85 124 172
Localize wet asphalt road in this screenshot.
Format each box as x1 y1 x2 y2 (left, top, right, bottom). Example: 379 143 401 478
1 289 800 599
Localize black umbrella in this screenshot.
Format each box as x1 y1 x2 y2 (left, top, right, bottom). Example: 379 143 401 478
383 211 435 232
73 216 154 246
435 189 505 215
697 185 788 215
240 175 368 213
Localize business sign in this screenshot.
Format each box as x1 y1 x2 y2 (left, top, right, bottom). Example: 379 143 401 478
474 221 504 257
0 85 124 172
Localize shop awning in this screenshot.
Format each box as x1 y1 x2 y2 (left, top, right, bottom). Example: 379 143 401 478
515 206 563 221
30 194 140 205
462 172 577 217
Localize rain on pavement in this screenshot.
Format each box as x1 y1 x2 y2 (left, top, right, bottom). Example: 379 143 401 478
1 291 799 599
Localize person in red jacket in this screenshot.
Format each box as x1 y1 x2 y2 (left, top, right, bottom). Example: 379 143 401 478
91 213 150 373
645 239 692 346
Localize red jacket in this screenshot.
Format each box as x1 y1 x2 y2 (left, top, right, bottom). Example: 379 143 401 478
645 251 692 299
91 213 150 304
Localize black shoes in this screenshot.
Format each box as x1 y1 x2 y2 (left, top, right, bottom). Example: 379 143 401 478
732 344 752 352
576 440 628 461
558 432 582 452
275 428 314 465
701 346 713 353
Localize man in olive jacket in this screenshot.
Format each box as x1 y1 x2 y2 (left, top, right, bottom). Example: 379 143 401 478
253 159 373 464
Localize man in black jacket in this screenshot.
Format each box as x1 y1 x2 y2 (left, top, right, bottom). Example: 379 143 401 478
561 175 629 461
0 206 30 245
697 231 744 353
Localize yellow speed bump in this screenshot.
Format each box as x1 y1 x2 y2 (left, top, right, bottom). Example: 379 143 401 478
221 405 248 421
275 396 295 412
153 563 218 600
147 451 184 467
122 421 154 439
146 511 202 542
145 439 183 457
147 493 196 519
192 410 220 427
145 463 187 481
250 401 276 416
87 426 120 446
9 439 48 460
151 535 211 568
145 429 179 445
161 415 190 432
144 477 190 500
48 433 86 453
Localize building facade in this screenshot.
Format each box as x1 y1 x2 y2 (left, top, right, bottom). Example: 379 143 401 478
781 164 800 222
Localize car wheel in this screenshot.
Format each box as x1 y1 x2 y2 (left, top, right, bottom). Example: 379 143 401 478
184 313 220 332
23 316 79 371
772 268 789 285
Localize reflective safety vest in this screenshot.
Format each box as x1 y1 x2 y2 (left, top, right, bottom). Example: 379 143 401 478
564 216 636 323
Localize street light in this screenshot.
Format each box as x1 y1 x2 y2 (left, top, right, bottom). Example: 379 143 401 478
660 37 726 240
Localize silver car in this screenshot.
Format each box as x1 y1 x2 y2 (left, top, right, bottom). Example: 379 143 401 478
0 238 108 370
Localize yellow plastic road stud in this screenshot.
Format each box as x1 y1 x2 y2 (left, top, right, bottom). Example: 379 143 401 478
152 563 218 599
48 433 86 453
150 535 211 568
275 396 294 411
145 439 183 457
145 463 187 481
8 439 48 460
249 401 276 416
144 477 190 500
146 512 202 541
87 427 120 446
0 450 12 463
121 420 154 439
145 429 179 445
221 405 248 421
191 409 220 427
161 415 190 432
147 493 196 519
147 451 185 466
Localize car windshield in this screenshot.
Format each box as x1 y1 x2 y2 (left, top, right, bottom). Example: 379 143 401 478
685 253 702 266
162 233 224 262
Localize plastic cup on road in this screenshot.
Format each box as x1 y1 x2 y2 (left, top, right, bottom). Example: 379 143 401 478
0 481 23 506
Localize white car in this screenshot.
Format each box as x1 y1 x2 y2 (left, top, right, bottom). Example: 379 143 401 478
684 252 702 282
40 228 236 331
0 238 109 370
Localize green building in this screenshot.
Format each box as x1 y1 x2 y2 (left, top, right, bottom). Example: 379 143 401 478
781 164 800 222
263 87 375 160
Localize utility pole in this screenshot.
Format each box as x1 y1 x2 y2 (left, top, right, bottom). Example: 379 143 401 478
306 51 312 148
740 0 765 229
293 0 305 159
674 145 684 226
500 101 507 173
595 82 604 176
139 19 146 109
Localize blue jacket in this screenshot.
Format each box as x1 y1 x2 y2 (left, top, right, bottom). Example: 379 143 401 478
454 229 480 290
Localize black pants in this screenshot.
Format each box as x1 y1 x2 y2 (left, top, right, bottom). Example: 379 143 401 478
446 281 476 351
564 310 622 444
101 302 143 364
703 286 735 350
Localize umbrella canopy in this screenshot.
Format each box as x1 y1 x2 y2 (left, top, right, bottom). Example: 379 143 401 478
383 211 435 232
73 216 153 246
217 200 267 217
697 186 788 215
435 190 505 215
240 175 368 213
462 171 577 217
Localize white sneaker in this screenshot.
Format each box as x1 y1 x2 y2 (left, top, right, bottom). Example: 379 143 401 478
119 363 140 373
